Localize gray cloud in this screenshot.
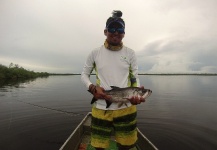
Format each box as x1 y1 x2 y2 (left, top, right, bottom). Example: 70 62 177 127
137 36 217 73
0 0 217 73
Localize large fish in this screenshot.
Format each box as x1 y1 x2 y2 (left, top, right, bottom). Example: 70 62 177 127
89 86 152 108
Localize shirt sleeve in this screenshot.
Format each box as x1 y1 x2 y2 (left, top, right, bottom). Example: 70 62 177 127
81 51 95 88
129 50 140 87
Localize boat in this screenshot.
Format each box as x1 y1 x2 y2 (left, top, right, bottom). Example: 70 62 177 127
59 112 158 150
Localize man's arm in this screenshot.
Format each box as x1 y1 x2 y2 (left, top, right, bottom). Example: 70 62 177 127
129 50 145 104
81 51 110 100
81 51 95 88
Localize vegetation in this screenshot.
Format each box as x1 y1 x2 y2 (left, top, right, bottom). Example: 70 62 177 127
0 63 49 79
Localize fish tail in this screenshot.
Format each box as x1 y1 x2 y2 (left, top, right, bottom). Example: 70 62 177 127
91 97 97 104
118 102 124 107
105 100 112 108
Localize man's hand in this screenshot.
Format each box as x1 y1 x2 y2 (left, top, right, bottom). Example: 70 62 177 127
129 96 145 105
89 84 111 100
129 86 146 105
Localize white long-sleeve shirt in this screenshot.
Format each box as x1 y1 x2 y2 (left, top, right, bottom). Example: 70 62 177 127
81 45 140 110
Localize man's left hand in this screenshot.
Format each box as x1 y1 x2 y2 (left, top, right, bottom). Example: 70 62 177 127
129 86 146 105
129 96 145 105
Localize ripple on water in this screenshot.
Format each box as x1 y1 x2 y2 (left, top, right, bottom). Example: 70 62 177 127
138 117 217 150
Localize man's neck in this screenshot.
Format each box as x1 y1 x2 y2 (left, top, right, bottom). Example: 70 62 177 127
104 40 123 51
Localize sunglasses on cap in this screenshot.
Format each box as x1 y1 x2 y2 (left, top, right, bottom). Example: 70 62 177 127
107 28 125 34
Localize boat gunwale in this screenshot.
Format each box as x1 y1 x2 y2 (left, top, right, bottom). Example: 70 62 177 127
137 128 158 150
59 112 91 150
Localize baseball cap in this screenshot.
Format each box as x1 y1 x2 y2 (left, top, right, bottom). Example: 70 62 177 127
106 10 125 28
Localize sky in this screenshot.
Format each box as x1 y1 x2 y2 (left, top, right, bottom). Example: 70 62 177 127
0 0 217 74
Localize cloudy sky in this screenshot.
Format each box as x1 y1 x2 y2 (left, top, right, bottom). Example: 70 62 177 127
1 0 217 73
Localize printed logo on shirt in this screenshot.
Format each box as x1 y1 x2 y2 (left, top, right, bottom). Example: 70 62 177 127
120 56 130 64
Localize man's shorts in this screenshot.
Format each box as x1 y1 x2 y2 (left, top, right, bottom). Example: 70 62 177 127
91 105 137 149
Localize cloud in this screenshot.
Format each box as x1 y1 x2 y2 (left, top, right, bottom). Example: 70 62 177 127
0 0 217 73
137 35 217 73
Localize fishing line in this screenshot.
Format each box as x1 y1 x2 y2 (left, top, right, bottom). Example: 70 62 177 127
16 100 84 116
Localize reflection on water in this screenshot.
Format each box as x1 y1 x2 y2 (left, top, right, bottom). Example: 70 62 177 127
0 77 49 89
0 75 217 150
0 78 35 97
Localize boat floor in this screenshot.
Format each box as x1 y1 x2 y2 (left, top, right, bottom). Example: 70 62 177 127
77 132 138 150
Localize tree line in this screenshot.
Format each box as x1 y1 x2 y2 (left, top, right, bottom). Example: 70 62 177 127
0 63 49 79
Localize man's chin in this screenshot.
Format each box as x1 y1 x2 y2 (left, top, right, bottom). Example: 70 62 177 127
111 41 121 46
111 43 119 46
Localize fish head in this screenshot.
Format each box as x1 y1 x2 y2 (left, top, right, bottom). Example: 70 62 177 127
135 87 152 99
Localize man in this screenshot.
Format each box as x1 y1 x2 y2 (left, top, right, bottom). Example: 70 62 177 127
81 10 145 150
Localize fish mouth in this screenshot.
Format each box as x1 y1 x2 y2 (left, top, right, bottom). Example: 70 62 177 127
142 90 152 99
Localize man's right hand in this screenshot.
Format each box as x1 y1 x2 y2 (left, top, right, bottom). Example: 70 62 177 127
89 84 111 100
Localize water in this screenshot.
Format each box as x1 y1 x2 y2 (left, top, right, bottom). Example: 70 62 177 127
0 75 217 150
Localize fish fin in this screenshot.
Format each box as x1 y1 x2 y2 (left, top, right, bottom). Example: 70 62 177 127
118 102 124 108
110 86 120 89
105 100 112 108
104 110 107 115
90 97 97 104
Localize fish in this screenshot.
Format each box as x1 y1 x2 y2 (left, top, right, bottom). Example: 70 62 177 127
89 86 152 108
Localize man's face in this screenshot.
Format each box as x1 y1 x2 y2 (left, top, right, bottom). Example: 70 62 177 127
104 22 125 46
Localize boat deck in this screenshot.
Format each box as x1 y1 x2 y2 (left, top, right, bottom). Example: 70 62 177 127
78 132 139 150
60 112 158 150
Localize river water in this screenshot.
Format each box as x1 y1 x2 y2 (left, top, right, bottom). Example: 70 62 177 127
0 75 217 150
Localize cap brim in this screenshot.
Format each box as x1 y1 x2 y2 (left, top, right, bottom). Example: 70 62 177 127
107 20 125 28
